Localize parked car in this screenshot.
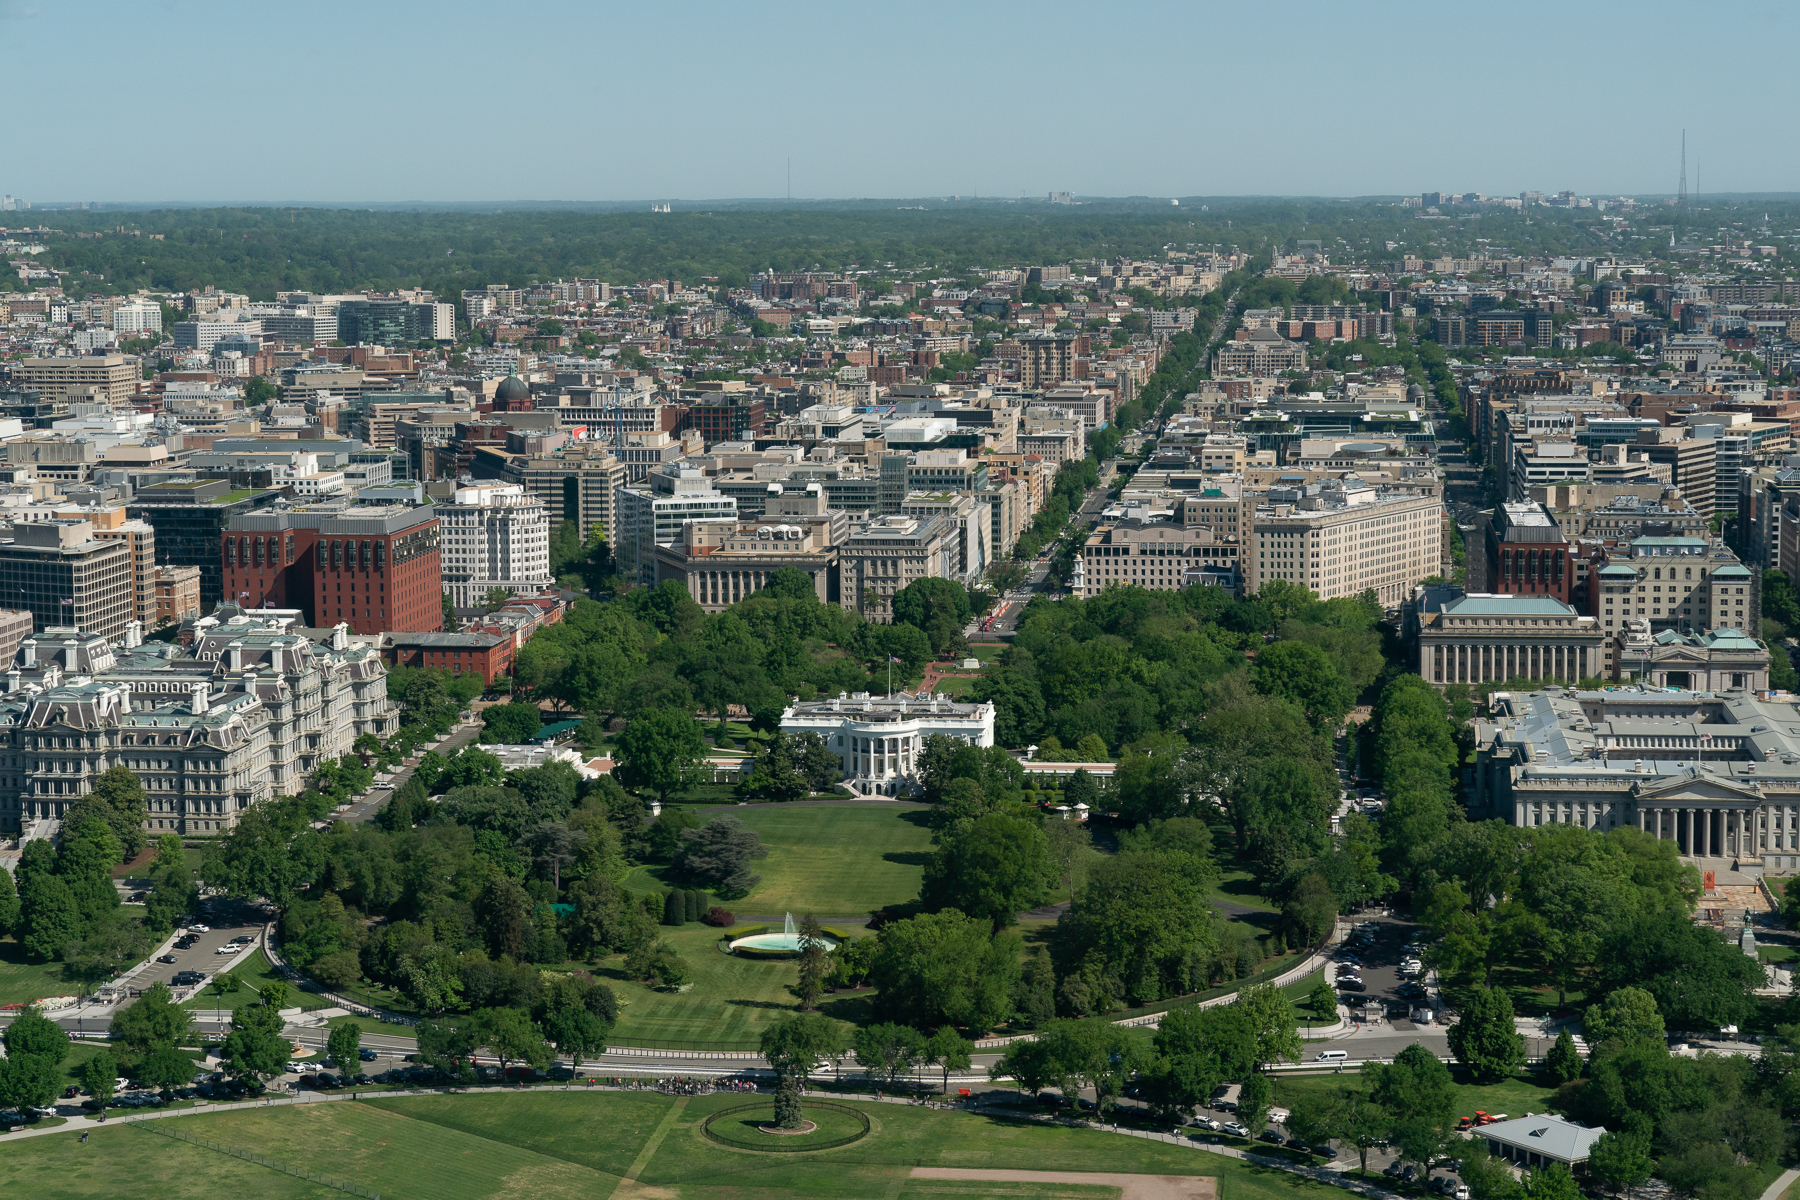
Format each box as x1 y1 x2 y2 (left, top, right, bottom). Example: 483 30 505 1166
156 954 179 964
127 891 147 902
359 1048 379 1062
214 945 238 955
1338 979 1367 992
1223 1122 1249 1137
187 925 210 933
171 970 205 986
1197 1117 1223 1131
1260 1130 1285 1144
230 935 255 945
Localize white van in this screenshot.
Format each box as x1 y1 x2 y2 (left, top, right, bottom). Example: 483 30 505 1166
1315 1049 1349 1062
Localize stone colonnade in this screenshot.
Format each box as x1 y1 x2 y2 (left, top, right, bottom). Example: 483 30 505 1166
1432 641 1589 685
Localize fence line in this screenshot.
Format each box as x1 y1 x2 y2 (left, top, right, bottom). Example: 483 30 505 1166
136 1120 380 1199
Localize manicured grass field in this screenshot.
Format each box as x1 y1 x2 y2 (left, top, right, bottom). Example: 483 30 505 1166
699 1098 869 1149
622 802 934 917
728 803 935 915
0 938 77 1008
181 947 290 1013
1274 1067 1560 1122
589 923 870 1046
0 1090 1361 1200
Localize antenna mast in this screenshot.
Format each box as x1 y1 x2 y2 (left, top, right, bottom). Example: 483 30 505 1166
1677 129 1687 213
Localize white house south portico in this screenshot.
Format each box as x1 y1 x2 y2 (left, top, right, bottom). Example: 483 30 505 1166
780 691 995 798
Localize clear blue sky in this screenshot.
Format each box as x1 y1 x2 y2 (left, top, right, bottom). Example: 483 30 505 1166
3 0 1795 204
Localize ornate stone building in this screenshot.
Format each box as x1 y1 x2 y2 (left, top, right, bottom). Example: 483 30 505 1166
1473 687 1800 875
0 608 397 835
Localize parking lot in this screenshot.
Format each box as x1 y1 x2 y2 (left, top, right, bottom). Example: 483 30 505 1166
127 895 268 997
1331 915 1439 1030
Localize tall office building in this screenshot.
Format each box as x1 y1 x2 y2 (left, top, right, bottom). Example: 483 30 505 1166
502 443 628 547
0 520 134 642
128 479 283 613
614 472 737 587
437 483 552 607
336 299 454 345
12 356 138 407
311 506 442 635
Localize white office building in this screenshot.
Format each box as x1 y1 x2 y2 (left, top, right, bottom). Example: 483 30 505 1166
110 300 163 335
615 471 738 586
781 691 995 797
438 482 553 607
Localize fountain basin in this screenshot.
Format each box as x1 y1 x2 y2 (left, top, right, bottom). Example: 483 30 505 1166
726 915 841 957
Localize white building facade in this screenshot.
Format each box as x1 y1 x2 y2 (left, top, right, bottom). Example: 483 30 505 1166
438 483 553 608
781 691 995 797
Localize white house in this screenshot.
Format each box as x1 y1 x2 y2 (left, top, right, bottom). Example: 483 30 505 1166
780 691 995 797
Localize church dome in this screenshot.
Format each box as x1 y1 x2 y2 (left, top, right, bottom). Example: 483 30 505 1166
495 375 530 402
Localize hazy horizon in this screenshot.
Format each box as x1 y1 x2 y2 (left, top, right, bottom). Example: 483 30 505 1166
2 0 1794 204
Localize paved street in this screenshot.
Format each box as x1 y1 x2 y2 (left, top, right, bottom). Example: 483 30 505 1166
338 709 490 825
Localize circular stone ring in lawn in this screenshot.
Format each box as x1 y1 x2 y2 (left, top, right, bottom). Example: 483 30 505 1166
700 1101 871 1152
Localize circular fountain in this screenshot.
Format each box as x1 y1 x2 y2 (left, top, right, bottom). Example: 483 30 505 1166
728 913 837 957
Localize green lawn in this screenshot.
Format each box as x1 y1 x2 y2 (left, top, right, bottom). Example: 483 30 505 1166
181 947 290 1013
729 803 935 915
0 938 77 1008
586 923 871 1047
0 1090 1360 1200
1275 1068 1560 1122
1759 944 1795 965
625 803 934 918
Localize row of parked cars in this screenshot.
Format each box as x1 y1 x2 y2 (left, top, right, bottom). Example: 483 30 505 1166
1384 1161 1469 1199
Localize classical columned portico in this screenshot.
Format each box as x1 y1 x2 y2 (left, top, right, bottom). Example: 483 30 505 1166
1629 801 1800 860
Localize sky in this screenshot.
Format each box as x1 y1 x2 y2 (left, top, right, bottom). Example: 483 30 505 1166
2 0 1796 205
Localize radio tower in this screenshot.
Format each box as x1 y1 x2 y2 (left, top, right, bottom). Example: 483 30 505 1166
1678 129 1687 212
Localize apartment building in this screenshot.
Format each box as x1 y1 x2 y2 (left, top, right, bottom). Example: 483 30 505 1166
840 515 958 622
437 483 553 608
1017 332 1081 388
1245 487 1443 607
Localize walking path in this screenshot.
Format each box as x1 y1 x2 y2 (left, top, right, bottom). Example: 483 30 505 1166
608 1095 688 1200
1760 1166 1799 1200
10 1080 1410 1200
911 1167 1214 1200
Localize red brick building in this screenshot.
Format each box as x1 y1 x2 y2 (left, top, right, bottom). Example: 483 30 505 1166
385 631 513 685
223 503 442 634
